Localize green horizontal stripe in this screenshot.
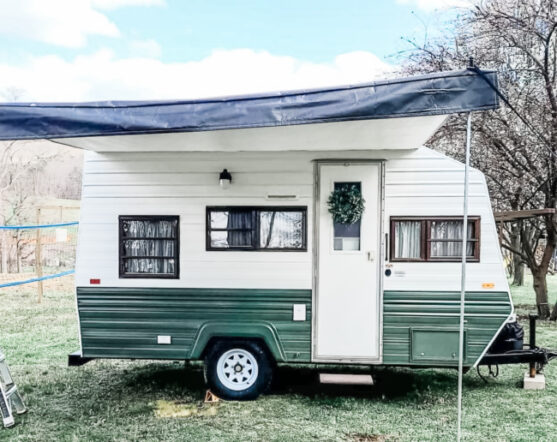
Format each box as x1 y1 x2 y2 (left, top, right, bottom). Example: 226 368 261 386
77 287 311 362
383 290 512 367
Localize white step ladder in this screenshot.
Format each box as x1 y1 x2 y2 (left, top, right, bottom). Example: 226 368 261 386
0 350 27 428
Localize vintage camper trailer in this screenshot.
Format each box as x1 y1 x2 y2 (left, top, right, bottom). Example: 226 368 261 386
0 69 516 400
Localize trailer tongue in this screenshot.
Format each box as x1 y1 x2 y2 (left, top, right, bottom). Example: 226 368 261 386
478 315 557 384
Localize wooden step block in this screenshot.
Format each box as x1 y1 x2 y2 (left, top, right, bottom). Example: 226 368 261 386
319 373 374 385
204 390 221 403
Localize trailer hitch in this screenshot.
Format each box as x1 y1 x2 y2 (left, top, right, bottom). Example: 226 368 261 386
478 314 557 375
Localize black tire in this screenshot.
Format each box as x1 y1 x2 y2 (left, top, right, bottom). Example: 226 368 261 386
204 340 274 401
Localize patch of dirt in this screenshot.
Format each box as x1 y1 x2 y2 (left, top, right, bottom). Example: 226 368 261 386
153 400 219 419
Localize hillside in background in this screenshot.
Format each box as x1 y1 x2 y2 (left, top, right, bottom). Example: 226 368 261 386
0 140 83 225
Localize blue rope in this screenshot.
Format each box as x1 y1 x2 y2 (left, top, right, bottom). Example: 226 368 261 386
0 270 75 288
0 222 78 230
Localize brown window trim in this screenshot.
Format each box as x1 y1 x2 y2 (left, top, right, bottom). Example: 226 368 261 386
119 215 180 279
206 206 307 252
390 216 480 263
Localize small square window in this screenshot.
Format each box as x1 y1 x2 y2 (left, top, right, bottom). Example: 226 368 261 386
119 216 179 278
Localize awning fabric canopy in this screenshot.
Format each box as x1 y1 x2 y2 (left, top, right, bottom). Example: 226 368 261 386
0 69 498 141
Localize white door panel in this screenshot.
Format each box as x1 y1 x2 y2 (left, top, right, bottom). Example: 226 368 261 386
315 163 381 361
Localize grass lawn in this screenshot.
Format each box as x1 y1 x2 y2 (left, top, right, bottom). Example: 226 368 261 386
0 276 556 441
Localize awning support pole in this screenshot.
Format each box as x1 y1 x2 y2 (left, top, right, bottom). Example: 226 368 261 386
457 112 472 441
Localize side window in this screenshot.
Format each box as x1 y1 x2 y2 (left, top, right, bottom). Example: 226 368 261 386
207 207 307 251
390 217 480 262
119 215 179 278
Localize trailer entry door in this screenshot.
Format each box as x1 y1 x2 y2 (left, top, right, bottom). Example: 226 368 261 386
314 162 382 362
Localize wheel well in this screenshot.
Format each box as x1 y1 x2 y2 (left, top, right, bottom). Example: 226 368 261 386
201 336 275 363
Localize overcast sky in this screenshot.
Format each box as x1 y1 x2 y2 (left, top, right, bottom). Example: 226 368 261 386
0 0 467 101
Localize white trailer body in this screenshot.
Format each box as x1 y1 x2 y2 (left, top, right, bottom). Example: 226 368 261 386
0 69 513 399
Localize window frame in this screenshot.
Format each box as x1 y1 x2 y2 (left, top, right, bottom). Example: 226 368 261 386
206 206 308 252
389 216 480 263
118 215 180 279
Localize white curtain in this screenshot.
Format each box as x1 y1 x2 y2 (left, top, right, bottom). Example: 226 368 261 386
259 211 303 249
124 239 175 257
124 219 176 238
124 257 175 274
430 221 474 257
394 221 421 259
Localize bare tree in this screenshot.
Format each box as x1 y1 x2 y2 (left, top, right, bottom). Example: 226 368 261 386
0 141 24 273
0 141 53 272
402 0 557 319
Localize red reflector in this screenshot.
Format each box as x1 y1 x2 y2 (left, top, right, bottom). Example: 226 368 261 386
90 279 101 285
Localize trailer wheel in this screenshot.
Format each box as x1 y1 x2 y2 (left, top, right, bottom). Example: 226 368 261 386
204 340 273 400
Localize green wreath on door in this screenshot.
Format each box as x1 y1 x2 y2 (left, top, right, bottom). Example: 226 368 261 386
327 184 365 224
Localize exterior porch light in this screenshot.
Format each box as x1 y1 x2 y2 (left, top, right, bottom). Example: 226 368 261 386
219 169 232 189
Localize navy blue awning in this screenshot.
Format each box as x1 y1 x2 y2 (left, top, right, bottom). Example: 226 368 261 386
0 69 498 141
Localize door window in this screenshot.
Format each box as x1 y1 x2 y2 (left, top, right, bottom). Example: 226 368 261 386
332 182 361 251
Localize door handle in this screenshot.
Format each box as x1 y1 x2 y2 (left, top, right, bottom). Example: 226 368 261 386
367 251 375 261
